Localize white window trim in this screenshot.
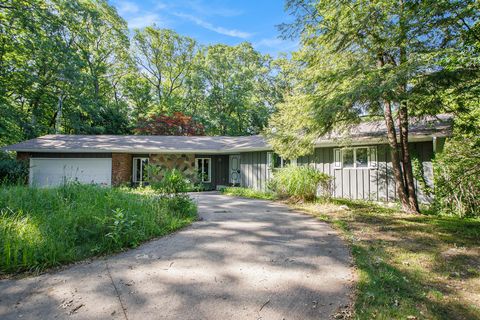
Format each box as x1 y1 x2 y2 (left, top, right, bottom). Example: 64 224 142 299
132 157 149 183
334 147 377 169
267 152 295 169
195 158 212 183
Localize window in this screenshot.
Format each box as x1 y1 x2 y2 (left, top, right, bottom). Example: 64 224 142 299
356 148 369 168
267 152 295 169
133 157 149 184
196 158 211 183
334 147 377 169
342 148 354 168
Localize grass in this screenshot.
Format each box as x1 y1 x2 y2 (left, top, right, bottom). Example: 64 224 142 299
220 186 277 200
0 184 197 276
221 188 480 319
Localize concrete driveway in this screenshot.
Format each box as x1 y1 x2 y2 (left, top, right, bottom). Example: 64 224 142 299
0 192 354 320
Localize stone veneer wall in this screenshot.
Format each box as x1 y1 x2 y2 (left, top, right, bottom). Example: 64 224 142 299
149 154 196 180
112 153 132 186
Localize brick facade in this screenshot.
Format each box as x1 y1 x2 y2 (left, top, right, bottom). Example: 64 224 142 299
16 152 31 162
111 153 132 186
149 154 196 181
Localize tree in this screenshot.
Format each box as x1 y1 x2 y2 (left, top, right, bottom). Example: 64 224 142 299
268 0 479 213
191 43 273 135
134 112 205 136
0 0 132 140
132 27 197 112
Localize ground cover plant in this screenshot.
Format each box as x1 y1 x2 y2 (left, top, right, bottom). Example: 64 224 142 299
0 184 197 276
220 186 277 200
221 187 480 319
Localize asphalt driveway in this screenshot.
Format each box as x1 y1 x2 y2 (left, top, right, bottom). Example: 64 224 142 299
0 192 354 320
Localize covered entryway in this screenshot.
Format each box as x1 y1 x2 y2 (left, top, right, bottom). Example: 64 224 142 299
29 158 112 187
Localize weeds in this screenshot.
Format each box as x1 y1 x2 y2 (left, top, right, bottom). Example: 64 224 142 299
0 184 197 275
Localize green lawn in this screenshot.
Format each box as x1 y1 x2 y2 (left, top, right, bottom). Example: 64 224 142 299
222 187 480 320
0 184 197 276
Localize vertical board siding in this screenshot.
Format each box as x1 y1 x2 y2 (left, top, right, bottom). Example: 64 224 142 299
241 142 434 203
240 151 269 191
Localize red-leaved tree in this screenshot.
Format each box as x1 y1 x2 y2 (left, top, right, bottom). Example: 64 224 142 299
134 112 205 136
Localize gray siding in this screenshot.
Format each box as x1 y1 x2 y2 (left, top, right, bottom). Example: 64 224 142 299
241 142 434 203
240 151 269 190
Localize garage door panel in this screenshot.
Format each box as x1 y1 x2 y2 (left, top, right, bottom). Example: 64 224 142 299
30 158 112 187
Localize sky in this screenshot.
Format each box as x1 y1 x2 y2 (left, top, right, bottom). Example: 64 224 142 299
109 0 298 57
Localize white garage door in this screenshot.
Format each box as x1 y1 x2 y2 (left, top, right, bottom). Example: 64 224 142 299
30 158 112 187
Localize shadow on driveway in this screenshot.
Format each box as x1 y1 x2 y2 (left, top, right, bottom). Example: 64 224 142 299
0 192 354 320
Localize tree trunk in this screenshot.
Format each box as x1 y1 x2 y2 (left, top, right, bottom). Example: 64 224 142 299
397 0 420 213
377 54 410 210
383 99 410 211
398 105 420 213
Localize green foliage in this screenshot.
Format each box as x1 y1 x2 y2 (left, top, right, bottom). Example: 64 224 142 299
268 0 479 159
411 152 433 197
190 43 275 135
220 187 277 200
148 167 193 195
0 184 197 274
434 137 480 217
269 165 331 201
0 2 284 145
0 153 28 185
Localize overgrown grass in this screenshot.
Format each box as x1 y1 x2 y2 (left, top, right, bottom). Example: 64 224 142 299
0 184 197 276
222 189 480 319
220 186 277 200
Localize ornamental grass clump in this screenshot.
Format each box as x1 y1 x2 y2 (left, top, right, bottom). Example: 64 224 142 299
269 165 332 201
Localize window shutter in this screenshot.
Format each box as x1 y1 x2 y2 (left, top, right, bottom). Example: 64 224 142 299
368 147 377 168
334 149 342 168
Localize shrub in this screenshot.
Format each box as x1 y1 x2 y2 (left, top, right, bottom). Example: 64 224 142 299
147 166 193 194
434 137 480 217
0 184 197 274
0 152 28 185
269 165 332 201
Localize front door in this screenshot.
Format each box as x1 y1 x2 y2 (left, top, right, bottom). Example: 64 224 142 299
229 155 241 185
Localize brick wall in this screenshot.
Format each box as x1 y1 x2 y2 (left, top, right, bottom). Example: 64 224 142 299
111 153 132 186
16 152 31 161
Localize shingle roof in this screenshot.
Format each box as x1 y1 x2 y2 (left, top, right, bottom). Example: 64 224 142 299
2 115 452 153
3 134 269 153
321 113 453 141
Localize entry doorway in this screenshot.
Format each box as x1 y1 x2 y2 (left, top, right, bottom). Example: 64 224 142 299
229 154 241 185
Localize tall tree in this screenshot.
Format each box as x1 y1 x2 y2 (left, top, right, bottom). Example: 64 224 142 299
268 0 478 213
191 42 273 135
132 27 197 112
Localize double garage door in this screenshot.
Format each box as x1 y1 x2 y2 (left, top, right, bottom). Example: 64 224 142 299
30 158 112 187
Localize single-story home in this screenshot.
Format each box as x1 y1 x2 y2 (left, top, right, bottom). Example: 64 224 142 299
2 115 452 203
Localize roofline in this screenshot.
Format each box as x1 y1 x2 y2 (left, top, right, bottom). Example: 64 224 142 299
4 133 447 154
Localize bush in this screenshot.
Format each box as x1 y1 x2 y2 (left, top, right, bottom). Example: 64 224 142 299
0 152 28 185
269 165 332 201
147 166 193 194
434 137 480 217
0 184 197 274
